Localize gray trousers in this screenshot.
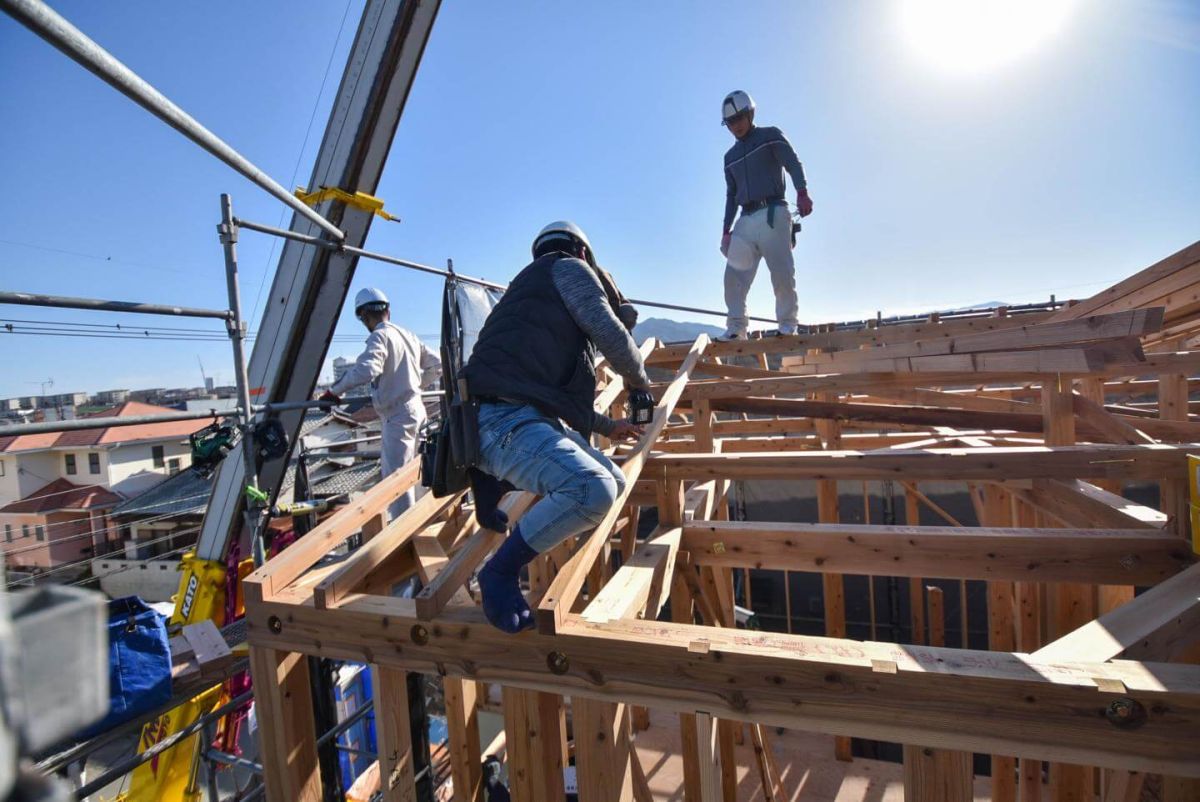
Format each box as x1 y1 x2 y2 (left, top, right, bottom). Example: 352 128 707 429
723 205 798 331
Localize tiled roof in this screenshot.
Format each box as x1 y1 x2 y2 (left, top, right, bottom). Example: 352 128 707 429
111 468 211 518
0 478 123 514
310 461 380 497
0 402 210 453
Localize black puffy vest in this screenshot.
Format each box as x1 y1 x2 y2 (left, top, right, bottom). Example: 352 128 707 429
464 254 600 436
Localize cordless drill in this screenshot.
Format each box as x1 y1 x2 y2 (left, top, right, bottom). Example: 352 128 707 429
628 388 655 425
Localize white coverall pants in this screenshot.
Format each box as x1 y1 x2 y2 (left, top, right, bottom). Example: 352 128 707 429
724 204 798 333
380 409 422 520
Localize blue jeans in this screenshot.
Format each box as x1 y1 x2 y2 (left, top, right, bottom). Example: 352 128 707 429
476 402 625 553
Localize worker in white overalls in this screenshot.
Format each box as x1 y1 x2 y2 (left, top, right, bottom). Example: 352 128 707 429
321 288 441 518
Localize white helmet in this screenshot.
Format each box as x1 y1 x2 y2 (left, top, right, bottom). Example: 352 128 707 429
353 287 389 316
532 220 595 266
721 90 755 124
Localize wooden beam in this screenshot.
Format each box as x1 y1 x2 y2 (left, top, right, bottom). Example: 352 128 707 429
1034 563 1200 663
314 490 463 609
246 596 1200 777
582 526 682 623
1047 240 1200 322
649 444 1191 483
245 457 422 601
1017 479 1168 531
1072 391 1156 444
538 334 709 634
414 492 537 620
679 520 1188 584
372 666 417 802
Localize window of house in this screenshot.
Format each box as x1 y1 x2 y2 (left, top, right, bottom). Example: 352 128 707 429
64 453 77 475
35 525 45 542
89 452 101 474
4 525 11 543
21 524 29 540
168 458 181 476
0 459 5 477
152 445 165 468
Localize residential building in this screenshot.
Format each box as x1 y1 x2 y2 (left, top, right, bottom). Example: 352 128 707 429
332 356 352 385
93 389 131 405
0 402 209 571
42 392 89 408
0 479 123 571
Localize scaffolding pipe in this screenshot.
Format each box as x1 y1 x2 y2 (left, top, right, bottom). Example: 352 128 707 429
0 291 232 320
71 690 254 799
0 0 345 243
3 408 228 436
234 216 780 324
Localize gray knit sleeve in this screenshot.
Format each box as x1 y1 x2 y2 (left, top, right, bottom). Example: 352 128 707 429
592 411 617 437
551 258 650 389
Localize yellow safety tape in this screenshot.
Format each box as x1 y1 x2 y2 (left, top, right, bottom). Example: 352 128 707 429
294 185 400 222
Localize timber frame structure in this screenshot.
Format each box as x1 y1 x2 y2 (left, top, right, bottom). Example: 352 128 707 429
245 240 1200 802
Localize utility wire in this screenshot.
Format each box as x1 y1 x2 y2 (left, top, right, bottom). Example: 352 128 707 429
248 0 355 328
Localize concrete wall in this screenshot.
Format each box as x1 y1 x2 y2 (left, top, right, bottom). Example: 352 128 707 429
95 557 184 602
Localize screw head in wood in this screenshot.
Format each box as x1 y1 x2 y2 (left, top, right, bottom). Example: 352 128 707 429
267 615 282 634
547 651 570 675
411 625 430 645
1105 698 1146 729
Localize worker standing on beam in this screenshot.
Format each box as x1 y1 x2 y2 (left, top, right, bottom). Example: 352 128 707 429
464 221 652 633
321 288 441 517
719 89 814 340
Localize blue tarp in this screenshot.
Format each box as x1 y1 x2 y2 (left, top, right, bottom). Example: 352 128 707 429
78 596 172 739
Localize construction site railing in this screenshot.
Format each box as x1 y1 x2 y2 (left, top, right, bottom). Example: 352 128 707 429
0 291 233 320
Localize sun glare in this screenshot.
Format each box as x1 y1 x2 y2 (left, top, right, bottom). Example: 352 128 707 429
899 0 1078 75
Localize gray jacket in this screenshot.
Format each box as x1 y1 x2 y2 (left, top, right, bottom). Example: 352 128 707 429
723 125 807 232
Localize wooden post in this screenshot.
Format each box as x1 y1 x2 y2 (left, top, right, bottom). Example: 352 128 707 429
980 485 1017 802
1042 375 1094 802
248 646 322 802
372 666 417 802
503 687 567 802
573 698 634 802
1014 497 1043 802
695 713 722 802
903 586 972 801
1159 374 1190 536
904 488 926 645
814 393 850 762
445 678 483 802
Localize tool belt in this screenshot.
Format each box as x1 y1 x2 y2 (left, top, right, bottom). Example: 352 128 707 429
741 196 786 227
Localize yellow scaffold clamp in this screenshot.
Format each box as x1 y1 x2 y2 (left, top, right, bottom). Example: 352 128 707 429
294 185 400 222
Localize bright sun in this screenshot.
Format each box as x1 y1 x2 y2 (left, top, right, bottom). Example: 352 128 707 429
899 0 1078 75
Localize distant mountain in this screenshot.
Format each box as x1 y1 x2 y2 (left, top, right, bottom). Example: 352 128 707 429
632 317 724 345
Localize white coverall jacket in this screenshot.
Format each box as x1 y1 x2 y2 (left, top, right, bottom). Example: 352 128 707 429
331 320 441 514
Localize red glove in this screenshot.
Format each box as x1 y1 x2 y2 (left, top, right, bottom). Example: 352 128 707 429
720 232 732 257
318 390 341 410
796 189 814 218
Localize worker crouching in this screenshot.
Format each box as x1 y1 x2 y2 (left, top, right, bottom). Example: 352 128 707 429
465 221 651 633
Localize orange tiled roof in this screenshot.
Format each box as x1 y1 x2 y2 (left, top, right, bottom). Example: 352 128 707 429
0 402 209 453
0 477 123 514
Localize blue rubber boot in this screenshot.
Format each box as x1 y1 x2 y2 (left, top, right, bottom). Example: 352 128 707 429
478 527 539 633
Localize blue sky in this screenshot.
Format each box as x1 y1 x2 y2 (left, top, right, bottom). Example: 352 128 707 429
1 1 1198 399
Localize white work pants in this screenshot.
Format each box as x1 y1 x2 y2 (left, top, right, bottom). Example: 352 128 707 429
723 205 798 332
380 411 422 520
